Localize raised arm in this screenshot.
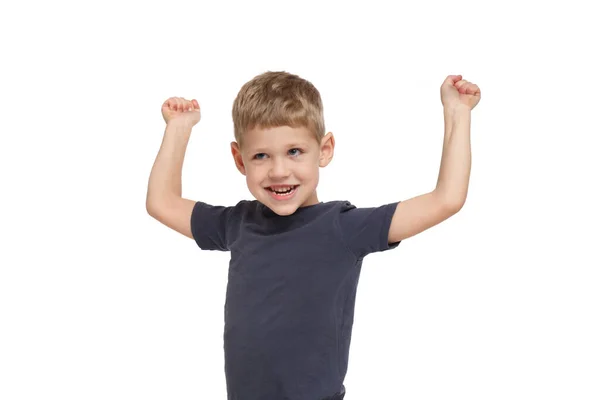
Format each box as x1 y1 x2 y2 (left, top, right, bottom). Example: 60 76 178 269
388 75 481 243
146 98 200 239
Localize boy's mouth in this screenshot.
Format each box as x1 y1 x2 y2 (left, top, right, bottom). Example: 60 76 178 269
265 185 299 199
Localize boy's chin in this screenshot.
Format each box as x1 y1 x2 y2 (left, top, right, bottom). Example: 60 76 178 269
257 196 305 216
271 207 297 216
263 201 300 216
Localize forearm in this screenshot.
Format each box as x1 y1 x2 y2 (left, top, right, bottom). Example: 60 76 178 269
146 122 193 208
435 105 472 207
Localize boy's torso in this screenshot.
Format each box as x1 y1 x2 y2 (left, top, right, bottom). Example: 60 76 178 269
190 199 400 399
223 201 359 400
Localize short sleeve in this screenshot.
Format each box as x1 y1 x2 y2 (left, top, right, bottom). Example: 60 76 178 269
337 201 401 259
190 201 237 251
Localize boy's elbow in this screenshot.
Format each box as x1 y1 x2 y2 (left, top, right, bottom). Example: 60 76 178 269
144 195 196 239
146 196 163 218
146 201 155 217
434 189 466 213
447 196 466 213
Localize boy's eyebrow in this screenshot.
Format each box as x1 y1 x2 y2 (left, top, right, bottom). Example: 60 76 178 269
248 147 269 153
288 143 310 148
248 143 311 153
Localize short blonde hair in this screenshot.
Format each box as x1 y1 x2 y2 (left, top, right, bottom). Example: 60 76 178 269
232 71 325 147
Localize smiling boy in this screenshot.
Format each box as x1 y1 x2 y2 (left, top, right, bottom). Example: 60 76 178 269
146 71 480 400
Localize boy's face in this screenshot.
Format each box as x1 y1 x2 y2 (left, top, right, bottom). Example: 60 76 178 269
231 125 334 216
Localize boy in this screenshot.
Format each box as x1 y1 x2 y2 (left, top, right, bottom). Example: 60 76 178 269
146 71 481 400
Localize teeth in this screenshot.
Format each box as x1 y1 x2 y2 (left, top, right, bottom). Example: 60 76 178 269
271 186 293 193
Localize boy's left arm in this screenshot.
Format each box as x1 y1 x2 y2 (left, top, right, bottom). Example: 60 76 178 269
388 75 480 243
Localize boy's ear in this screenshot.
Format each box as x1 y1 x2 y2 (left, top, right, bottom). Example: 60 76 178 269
230 142 246 175
319 132 335 167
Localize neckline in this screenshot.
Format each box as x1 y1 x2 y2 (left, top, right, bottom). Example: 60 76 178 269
260 201 325 217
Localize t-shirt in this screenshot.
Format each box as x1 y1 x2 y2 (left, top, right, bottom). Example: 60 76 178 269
191 199 400 400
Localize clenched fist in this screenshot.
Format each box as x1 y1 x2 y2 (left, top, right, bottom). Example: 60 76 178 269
440 75 481 111
162 97 201 127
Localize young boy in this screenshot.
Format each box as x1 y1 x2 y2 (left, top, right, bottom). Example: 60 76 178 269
146 71 481 400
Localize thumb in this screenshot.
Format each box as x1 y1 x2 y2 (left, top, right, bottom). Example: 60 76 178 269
443 74 462 86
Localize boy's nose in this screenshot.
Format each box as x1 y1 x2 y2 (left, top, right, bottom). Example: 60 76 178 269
268 158 291 179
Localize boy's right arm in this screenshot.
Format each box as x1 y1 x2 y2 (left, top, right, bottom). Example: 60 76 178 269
146 98 200 239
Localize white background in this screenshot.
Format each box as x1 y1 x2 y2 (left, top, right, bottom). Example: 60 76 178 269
1 0 599 399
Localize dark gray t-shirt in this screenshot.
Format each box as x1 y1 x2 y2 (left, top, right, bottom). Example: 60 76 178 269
191 200 400 400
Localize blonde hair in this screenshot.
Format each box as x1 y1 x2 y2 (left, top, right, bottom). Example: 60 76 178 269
232 71 325 147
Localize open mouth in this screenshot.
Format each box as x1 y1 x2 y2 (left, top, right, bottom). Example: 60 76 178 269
265 185 299 199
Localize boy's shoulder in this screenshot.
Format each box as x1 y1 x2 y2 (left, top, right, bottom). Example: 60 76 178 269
194 198 399 255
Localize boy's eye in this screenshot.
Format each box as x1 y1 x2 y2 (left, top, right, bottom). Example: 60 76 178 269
254 153 267 160
288 148 303 156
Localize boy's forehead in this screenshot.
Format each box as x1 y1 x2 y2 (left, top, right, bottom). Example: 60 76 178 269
244 125 316 148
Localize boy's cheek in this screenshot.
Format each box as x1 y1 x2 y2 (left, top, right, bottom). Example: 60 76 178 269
245 166 263 179
245 169 267 187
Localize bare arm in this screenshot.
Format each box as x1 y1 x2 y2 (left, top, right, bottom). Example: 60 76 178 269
146 105 199 239
388 106 471 242
388 76 480 243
